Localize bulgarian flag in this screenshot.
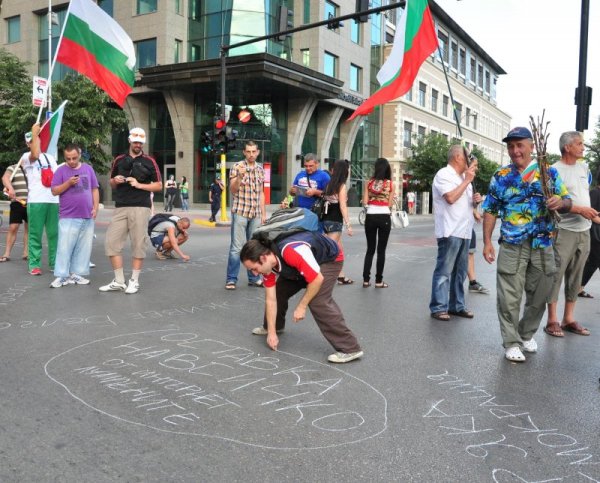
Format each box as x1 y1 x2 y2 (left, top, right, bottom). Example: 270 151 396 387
348 0 438 120
55 0 136 108
39 100 68 159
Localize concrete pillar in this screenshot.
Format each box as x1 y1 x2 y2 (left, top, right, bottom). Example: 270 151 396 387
286 97 318 187
316 105 344 163
339 117 362 161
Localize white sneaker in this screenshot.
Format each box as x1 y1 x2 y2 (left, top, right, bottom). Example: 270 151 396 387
327 350 364 363
99 279 126 292
70 274 90 285
522 338 538 353
89 262 96 268
505 346 526 362
251 327 284 335
49 277 71 288
125 279 139 294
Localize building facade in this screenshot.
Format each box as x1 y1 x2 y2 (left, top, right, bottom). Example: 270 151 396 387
1 0 385 205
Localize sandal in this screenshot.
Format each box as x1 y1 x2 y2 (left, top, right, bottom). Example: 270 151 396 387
375 282 389 288
578 290 594 299
543 322 564 337
0 256 10 262
561 321 590 336
337 277 354 285
362 282 371 288
448 309 474 318
431 311 451 321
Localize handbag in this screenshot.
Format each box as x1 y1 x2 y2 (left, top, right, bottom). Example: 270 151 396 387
391 210 409 229
311 196 327 220
38 154 54 188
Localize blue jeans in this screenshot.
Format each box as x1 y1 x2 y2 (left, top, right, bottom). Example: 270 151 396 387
54 218 95 278
226 213 261 284
181 196 189 211
429 236 470 314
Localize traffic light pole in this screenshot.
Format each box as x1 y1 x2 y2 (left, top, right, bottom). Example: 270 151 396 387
217 1 404 222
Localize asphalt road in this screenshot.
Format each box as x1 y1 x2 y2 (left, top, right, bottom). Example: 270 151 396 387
1 209 599 482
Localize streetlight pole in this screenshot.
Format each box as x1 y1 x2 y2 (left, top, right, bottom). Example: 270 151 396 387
575 0 591 131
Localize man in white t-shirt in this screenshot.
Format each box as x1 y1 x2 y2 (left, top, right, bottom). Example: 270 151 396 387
429 145 482 321
543 131 600 338
20 123 59 276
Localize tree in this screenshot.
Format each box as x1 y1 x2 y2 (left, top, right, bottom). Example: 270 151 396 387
405 133 498 195
0 48 128 174
585 117 600 178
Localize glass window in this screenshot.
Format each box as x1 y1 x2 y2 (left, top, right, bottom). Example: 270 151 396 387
98 0 113 16
437 31 448 63
454 101 462 122
418 126 426 141
324 51 337 78
175 0 182 15
405 87 412 102
485 70 491 93
325 1 338 20
450 41 458 69
351 20 361 44
403 122 413 148
135 38 157 69
303 0 310 24
478 64 483 88
442 95 449 117
472 113 478 130
465 107 471 127
470 58 476 83
350 64 361 92
301 49 310 67
6 16 21 43
137 0 157 15
431 89 438 112
174 39 182 63
459 48 466 76
38 8 71 80
418 82 426 107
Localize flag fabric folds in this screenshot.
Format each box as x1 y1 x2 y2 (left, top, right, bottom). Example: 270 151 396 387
39 100 68 159
55 0 136 107
348 0 438 120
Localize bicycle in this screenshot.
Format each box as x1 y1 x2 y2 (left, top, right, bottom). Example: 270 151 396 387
358 195 402 225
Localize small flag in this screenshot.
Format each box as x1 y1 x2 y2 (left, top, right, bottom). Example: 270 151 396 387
39 100 68 159
348 0 438 120
55 0 136 107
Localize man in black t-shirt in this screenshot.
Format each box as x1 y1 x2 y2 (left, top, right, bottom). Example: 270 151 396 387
99 127 162 294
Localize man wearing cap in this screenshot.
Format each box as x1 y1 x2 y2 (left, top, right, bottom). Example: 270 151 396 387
99 127 162 294
482 127 572 362
19 123 59 275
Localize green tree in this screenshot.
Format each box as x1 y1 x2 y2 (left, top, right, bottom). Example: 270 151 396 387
585 117 600 178
0 48 128 174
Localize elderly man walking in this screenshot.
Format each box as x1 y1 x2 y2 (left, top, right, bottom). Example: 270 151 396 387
482 127 572 362
429 145 481 321
543 131 599 337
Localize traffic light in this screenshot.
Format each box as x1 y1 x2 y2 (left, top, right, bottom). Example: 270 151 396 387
356 0 369 23
226 126 238 151
213 117 227 151
327 12 343 30
200 131 212 153
276 5 294 41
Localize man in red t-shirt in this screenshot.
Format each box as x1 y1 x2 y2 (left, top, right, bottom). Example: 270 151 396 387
241 232 363 363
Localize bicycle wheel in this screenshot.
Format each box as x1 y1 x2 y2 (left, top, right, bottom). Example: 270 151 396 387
358 209 366 225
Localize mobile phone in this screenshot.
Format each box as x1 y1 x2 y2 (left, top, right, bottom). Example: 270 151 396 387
74 174 80 178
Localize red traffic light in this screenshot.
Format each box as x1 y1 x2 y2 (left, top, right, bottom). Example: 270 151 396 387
215 119 226 130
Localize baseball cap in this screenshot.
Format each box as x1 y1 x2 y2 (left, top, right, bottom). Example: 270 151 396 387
25 132 33 143
502 127 533 143
128 127 146 144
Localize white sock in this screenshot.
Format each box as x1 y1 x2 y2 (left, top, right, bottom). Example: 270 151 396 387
131 269 141 282
114 268 125 284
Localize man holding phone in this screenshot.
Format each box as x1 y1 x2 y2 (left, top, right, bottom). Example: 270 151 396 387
49 144 99 288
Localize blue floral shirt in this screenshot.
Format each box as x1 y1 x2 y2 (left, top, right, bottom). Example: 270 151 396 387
482 163 570 249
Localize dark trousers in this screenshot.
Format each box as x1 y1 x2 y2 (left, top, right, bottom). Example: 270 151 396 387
362 213 391 283
582 238 600 286
262 261 361 353
210 199 220 219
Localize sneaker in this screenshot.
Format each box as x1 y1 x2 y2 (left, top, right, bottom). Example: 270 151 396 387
522 338 538 353
125 279 139 294
327 350 364 364
29 268 42 276
155 251 167 260
505 346 526 362
70 274 90 285
469 281 490 294
49 277 71 288
89 262 96 268
99 279 126 292
251 327 284 335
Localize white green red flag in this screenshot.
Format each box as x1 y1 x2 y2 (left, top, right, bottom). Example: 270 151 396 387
39 100 68 158
55 0 136 108
348 0 438 120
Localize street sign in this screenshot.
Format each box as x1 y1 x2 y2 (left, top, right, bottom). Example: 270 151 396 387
32 76 48 107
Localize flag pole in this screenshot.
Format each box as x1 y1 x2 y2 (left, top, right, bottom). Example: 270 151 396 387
436 43 463 139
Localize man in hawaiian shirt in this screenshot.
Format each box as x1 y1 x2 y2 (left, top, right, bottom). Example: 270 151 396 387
482 127 572 363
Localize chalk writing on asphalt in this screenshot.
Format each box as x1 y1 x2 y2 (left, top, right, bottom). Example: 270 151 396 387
45 330 388 450
424 370 600 482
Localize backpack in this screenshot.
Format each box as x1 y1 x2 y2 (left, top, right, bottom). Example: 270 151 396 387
274 231 339 281
148 213 180 236
252 208 320 243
